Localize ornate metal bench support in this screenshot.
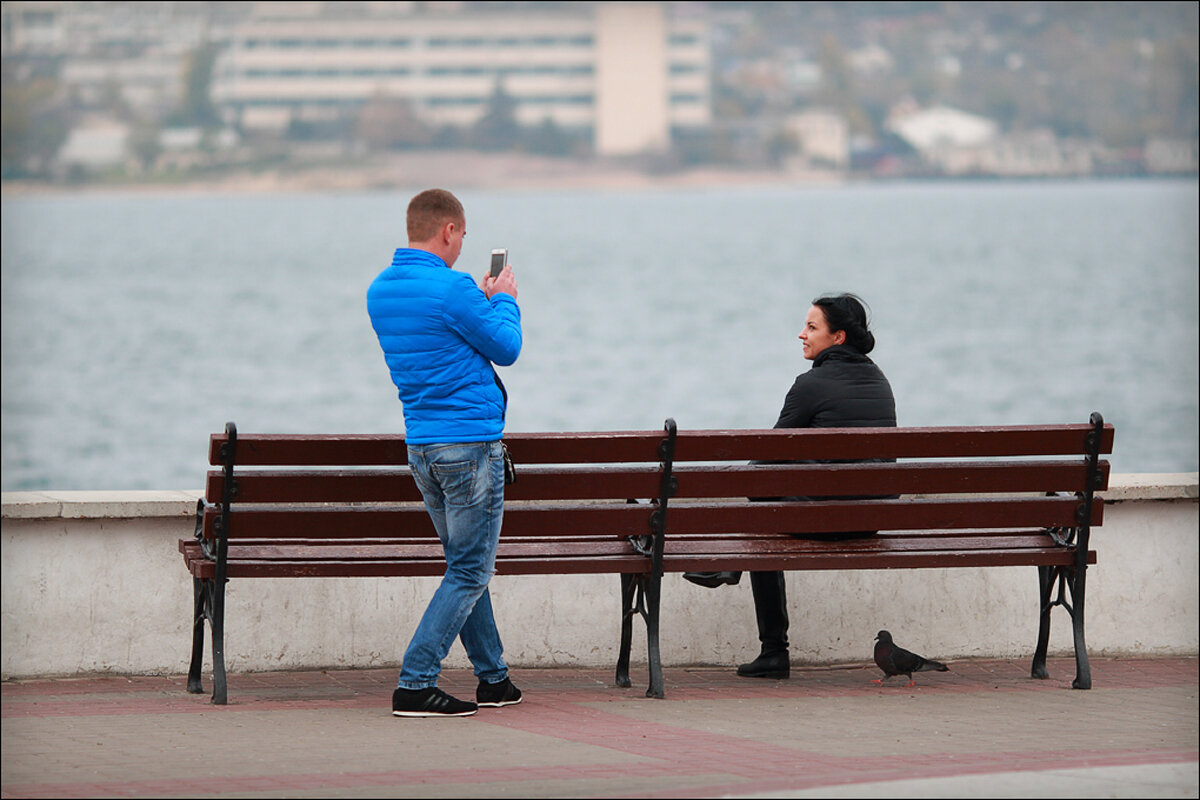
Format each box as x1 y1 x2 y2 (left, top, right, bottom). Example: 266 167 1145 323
1031 412 1102 690
187 422 237 705
614 419 677 698
186 572 207 694
1033 560 1091 689
616 573 636 688
617 568 667 697
617 572 658 693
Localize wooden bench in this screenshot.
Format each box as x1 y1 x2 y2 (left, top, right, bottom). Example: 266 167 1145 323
181 413 1112 703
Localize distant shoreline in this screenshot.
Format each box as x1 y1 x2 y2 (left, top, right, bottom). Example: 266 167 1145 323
5 151 1190 198
2 150 847 197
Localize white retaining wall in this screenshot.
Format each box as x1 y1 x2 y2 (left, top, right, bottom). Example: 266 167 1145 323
2 474 1196 679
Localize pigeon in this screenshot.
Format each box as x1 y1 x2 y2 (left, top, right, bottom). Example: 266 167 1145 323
873 630 949 686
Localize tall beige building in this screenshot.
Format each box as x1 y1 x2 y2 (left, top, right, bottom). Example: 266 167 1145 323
595 2 670 155
211 2 710 156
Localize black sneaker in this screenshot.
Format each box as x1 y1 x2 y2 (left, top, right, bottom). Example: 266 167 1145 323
476 677 523 707
392 687 477 717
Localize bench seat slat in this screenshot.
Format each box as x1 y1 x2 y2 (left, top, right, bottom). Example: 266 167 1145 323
235 534 1077 558
668 527 1073 541
662 532 1067 554
224 540 644 560
661 549 1097 572
184 530 1082 563
179 537 1094 579
185 555 653 579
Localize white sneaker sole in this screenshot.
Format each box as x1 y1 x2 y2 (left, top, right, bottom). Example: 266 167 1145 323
477 696 522 708
392 708 477 717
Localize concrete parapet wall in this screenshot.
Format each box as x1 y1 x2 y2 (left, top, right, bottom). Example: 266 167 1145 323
2 475 1197 679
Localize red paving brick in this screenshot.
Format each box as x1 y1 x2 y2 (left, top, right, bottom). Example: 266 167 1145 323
2 656 1197 798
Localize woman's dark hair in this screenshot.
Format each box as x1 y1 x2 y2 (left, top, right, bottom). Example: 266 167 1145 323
812 293 876 354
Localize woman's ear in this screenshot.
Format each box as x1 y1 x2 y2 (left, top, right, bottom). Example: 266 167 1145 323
833 330 847 345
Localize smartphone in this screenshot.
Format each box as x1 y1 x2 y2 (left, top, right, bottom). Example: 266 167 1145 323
489 248 508 278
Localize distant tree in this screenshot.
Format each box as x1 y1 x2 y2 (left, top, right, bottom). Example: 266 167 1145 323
356 92 432 150
1 77 72 178
432 123 467 149
471 80 521 151
176 42 220 127
1151 36 1200 137
815 34 872 135
765 127 798 166
978 77 1021 131
127 120 163 171
523 117 574 156
671 127 717 166
99 77 133 121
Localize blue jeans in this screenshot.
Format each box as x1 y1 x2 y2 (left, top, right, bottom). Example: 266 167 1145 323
398 440 509 690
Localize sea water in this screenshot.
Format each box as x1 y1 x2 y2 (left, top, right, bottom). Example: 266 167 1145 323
2 178 1196 490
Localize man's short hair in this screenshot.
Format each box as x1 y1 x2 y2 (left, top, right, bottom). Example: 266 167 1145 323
407 189 464 242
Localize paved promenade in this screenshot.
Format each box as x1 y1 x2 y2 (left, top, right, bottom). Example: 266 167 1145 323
3 656 1197 798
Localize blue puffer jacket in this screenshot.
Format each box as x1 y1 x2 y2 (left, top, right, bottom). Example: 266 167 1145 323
367 248 522 444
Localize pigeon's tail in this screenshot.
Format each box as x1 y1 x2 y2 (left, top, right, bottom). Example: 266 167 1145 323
918 659 950 672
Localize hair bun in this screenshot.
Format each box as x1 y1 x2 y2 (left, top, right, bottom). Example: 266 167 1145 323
858 330 876 354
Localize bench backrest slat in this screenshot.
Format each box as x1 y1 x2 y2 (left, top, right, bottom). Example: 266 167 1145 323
207 464 664 504
209 430 672 467
669 424 1114 461
207 459 1106 505
208 424 1114 467
670 459 1106 498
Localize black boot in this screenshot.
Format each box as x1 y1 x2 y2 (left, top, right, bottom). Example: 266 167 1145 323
738 571 790 678
682 571 742 588
737 650 790 679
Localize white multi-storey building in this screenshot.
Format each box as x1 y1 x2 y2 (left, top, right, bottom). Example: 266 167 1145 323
210 2 710 156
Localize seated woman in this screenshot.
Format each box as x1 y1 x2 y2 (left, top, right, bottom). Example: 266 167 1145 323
684 293 897 679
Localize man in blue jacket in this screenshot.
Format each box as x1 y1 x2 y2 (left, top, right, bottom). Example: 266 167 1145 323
367 188 523 717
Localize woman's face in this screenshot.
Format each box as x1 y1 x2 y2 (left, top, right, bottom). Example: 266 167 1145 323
799 305 845 360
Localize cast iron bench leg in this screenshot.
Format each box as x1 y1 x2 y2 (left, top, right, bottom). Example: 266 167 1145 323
1070 566 1092 689
187 577 206 694
211 577 228 705
1031 564 1092 689
644 571 664 699
616 574 635 688
1032 565 1053 680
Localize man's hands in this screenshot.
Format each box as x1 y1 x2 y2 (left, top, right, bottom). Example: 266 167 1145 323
483 264 518 299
